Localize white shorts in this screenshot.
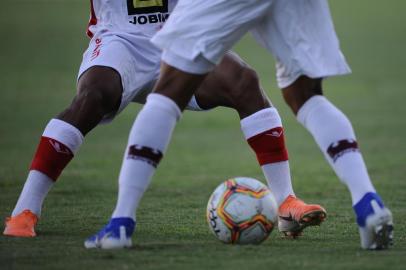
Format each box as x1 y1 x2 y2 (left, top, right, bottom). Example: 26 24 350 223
78 31 203 122
152 0 351 88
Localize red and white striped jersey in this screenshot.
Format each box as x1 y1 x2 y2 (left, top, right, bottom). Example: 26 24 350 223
87 0 178 38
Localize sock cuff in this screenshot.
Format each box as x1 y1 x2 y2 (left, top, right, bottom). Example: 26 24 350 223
240 107 282 139
296 95 329 126
147 93 182 121
43 119 84 154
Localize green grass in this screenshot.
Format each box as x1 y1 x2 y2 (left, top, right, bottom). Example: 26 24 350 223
1 0 405 269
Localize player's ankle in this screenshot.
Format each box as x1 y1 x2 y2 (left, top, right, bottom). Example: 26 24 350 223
353 192 385 225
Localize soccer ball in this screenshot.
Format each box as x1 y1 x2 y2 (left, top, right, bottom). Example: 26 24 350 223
206 177 278 244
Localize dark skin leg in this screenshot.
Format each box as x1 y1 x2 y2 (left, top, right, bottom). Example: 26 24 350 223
153 63 207 111
56 53 272 137
57 62 320 136
50 51 271 142
281 75 323 115
194 52 271 119
57 66 122 135
154 52 272 119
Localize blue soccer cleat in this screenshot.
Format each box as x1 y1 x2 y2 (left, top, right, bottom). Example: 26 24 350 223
84 217 135 249
353 192 393 250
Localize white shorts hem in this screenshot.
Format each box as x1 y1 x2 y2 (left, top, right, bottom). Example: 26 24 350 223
278 69 352 89
162 49 215 74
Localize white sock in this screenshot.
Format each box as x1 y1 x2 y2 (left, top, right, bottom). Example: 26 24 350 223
261 162 293 205
241 108 295 206
297 95 376 204
12 119 84 217
112 93 181 219
12 171 54 217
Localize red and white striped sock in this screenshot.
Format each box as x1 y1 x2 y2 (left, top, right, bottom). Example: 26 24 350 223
12 119 83 216
241 107 294 206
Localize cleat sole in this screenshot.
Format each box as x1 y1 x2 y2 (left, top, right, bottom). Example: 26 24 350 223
370 223 394 250
360 206 394 250
3 228 36 237
299 210 326 227
84 238 132 249
279 210 327 237
283 231 302 239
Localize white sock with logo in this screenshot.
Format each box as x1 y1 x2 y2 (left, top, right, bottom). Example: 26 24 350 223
297 95 376 204
112 94 181 220
241 108 295 206
12 119 83 217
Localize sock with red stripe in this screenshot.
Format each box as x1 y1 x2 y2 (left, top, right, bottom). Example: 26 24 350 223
12 119 83 216
241 107 294 206
297 95 376 205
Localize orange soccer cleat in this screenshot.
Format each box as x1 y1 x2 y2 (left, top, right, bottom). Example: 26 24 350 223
278 195 326 238
3 210 38 237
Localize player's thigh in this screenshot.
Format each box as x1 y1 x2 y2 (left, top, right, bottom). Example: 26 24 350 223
251 0 351 89
78 33 161 123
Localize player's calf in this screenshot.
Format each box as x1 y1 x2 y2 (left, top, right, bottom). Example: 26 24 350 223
4 119 83 238
286 76 394 249
282 75 323 115
4 67 124 237
86 94 181 249
199 58 327 237
195 52 270 119
225 67 270 118
239 106 327 236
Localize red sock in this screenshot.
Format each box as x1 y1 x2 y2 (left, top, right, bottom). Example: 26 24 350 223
30 137 74 181
247 127 289 165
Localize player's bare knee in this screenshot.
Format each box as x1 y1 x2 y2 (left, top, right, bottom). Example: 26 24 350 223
56 68 123 134
231 67 269 117
76 68 122 114
282 76 323 115
73 89 106 113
